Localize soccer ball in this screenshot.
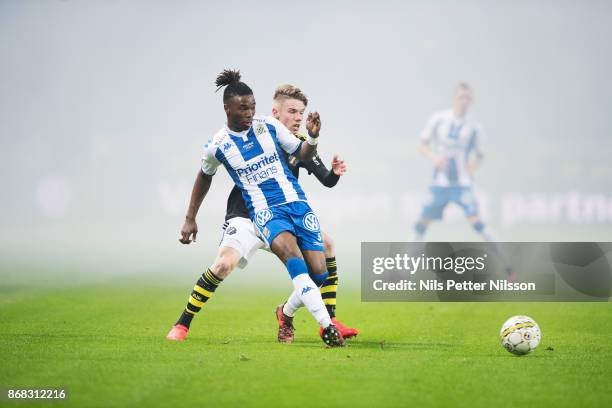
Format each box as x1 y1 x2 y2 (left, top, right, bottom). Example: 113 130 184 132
499 315 541 355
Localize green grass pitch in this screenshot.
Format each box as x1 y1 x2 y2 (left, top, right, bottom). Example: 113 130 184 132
1 283 611 407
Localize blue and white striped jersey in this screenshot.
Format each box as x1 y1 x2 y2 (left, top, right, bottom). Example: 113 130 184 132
420 109 485 187
201 115 307 217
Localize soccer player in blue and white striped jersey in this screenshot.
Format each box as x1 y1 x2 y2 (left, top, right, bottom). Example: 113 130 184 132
173 70 343 347
414 82 492 241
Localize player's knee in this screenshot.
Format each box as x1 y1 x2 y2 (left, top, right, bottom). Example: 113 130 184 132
278 247 301 263
271 233 301 262
306 256 327 276
323 234 334 255
211 257 236 279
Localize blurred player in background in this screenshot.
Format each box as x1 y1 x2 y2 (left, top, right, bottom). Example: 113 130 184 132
413 82 515 278
413 82 491 241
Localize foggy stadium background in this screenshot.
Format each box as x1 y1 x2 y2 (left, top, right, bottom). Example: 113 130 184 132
1 0 611 289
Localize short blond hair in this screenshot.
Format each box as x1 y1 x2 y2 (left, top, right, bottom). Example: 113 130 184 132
273 84 308 107
456 81 472 93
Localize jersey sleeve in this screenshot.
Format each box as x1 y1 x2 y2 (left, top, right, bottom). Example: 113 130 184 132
302 154 340 188
266 116 302 154
201 140 221 175
420 113 440 144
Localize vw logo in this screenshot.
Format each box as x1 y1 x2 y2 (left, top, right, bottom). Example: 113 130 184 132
303 212 320 232
255 209 273 227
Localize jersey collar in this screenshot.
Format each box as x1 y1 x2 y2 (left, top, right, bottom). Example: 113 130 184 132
225 123 251 141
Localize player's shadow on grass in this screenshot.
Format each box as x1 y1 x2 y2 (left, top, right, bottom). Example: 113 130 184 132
288 340 457 350
174 337 455 351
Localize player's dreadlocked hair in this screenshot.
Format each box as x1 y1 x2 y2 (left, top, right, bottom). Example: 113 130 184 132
215 69 253 103
273 84 308 107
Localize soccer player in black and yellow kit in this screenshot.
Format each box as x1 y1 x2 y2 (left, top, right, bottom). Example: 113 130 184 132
166 83 358 342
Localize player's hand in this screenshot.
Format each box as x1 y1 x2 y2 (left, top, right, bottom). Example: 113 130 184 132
433 155 448 170
179 218 198 244
306 112 321 138
467 160 480 175
331 154 347 176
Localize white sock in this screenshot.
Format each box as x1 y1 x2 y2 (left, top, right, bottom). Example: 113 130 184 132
291 273 331 328
283 290 302 317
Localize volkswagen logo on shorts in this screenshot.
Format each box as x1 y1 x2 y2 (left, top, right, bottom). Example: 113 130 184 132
303 212 320 232
255 209 273 227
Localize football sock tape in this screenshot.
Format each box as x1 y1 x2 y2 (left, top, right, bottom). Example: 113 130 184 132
321 257 338 318
176 268 223 328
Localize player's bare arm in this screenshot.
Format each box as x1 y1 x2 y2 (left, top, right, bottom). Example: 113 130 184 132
179 170 213 244
467 153 484 174
294 112 320 163
419 141 448 170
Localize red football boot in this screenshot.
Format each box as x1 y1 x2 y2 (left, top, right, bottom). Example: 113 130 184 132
319 317 359 339
275 304 295 343
505 267 518 282
166 324 189 341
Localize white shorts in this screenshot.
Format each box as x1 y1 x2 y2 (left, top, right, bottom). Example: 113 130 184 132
219 217 267 269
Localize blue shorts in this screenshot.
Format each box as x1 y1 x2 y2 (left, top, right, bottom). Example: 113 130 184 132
252 201 324 252
421 186 479 220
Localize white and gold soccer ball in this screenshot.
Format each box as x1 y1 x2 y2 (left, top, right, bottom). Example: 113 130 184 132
500 315 541 355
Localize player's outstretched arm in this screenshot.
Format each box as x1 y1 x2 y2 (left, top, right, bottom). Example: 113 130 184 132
180 170 213 244
295 112 321 163
303 153 346 188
